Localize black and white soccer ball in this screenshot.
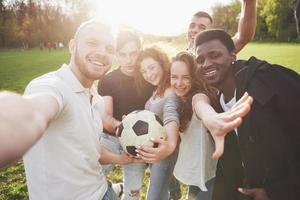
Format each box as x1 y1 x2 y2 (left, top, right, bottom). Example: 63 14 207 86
117 110 167 157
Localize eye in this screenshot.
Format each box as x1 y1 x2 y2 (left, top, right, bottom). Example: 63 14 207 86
189 23 195 29
87 41 97 46
196 56 204 65
210 52 220 59
183 76 191 81
106 45 115 54
170 75 177 79
148 65 155 71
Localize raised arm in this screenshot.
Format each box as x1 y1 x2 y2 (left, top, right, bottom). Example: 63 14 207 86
0 91 59 168
102 96 121 135
232 0 257 53
192 92 253 159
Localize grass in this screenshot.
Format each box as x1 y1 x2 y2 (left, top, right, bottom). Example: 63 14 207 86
0 42 299 200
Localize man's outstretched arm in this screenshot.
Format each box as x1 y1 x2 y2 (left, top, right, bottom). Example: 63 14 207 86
0 91 59 168
232 0 257 53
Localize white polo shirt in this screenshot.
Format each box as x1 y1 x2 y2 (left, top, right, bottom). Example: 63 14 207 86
23 64 107 200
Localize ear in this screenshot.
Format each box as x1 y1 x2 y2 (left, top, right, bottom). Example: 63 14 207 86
69 39 75 55
230 51 237 61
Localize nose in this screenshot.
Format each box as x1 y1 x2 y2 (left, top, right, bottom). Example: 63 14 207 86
202 58 212 69
192 25 200 34
95 45 107 54
176 78 184 87
125 54 133 64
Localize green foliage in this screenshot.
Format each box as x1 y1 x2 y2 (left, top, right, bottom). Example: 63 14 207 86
260 0 295 40
0 48 69 93
211 0 300 41
0 161 28 200
212 0 241 36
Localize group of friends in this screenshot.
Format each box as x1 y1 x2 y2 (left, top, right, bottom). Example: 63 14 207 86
0 0 300 200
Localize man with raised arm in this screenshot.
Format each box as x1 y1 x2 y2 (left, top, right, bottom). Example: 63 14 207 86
187 0 257 53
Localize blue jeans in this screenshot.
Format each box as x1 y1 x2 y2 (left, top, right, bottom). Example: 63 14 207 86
100 133 176 200
188 178 215 200
102 182 118 200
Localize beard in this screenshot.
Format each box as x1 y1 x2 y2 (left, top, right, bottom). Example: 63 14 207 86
74 47 86 71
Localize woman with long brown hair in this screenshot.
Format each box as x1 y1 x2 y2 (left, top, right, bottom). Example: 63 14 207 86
134 46 181 200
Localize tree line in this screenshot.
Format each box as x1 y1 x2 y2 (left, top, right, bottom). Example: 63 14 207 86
0 0 299 49
212 0 300 41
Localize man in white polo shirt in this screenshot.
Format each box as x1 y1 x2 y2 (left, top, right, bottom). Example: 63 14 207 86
0 19 138 200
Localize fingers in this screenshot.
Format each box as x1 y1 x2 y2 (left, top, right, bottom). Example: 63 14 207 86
233 92 249 108
226 97 252 121
212 136 225 159
150 137 165 144
238 188 255 196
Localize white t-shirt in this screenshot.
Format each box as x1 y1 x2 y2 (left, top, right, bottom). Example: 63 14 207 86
23 64 107 200
173 113 217 191
220 90 238 134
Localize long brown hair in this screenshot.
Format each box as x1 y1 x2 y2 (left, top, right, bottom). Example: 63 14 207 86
172 51 218 131
135 47 171 97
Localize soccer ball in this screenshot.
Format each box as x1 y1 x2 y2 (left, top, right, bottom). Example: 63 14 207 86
117 110 167 157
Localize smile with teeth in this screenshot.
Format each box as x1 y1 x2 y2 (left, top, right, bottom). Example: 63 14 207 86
204 69 217 77
88 58 105 66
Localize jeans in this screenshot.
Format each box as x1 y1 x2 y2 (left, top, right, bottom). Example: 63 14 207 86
102 182 119 200
188 178 215 200
100 133 176 200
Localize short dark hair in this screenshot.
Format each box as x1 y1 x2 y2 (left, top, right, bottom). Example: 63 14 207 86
116 29 141 52
193 11 213 23
195 29 235 52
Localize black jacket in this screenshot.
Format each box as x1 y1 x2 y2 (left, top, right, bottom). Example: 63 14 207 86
213 57 300 200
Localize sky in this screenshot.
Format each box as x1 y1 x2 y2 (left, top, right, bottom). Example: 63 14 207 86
93 0 233 36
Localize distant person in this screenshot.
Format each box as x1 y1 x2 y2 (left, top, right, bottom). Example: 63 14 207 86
98 29 154 200
39 42 44 51
0 19 140 200
187 0 257 53
194 29 300 200
47 42 52 52
58 42 64 49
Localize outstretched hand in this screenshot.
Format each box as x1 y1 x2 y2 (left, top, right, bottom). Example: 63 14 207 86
204 92 253 159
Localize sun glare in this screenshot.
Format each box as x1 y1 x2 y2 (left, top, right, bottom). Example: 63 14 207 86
93 0 232 36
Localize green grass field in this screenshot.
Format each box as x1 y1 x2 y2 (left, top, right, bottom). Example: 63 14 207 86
0 42 299 200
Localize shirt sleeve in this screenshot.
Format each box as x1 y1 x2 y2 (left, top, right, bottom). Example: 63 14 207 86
163 92 180 125
24 76 66 115
97 75 114 97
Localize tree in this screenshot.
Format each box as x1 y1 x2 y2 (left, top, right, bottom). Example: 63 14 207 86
294 0 300 40
212 0 241 36
260 0 296 40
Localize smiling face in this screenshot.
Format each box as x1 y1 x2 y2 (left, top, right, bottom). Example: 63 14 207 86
195 39 235 89
118 41 140 76
140 57 164 86
69 23 115 87
170 60 192 98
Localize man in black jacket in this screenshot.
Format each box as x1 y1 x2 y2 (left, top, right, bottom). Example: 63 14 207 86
194 29 300 200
